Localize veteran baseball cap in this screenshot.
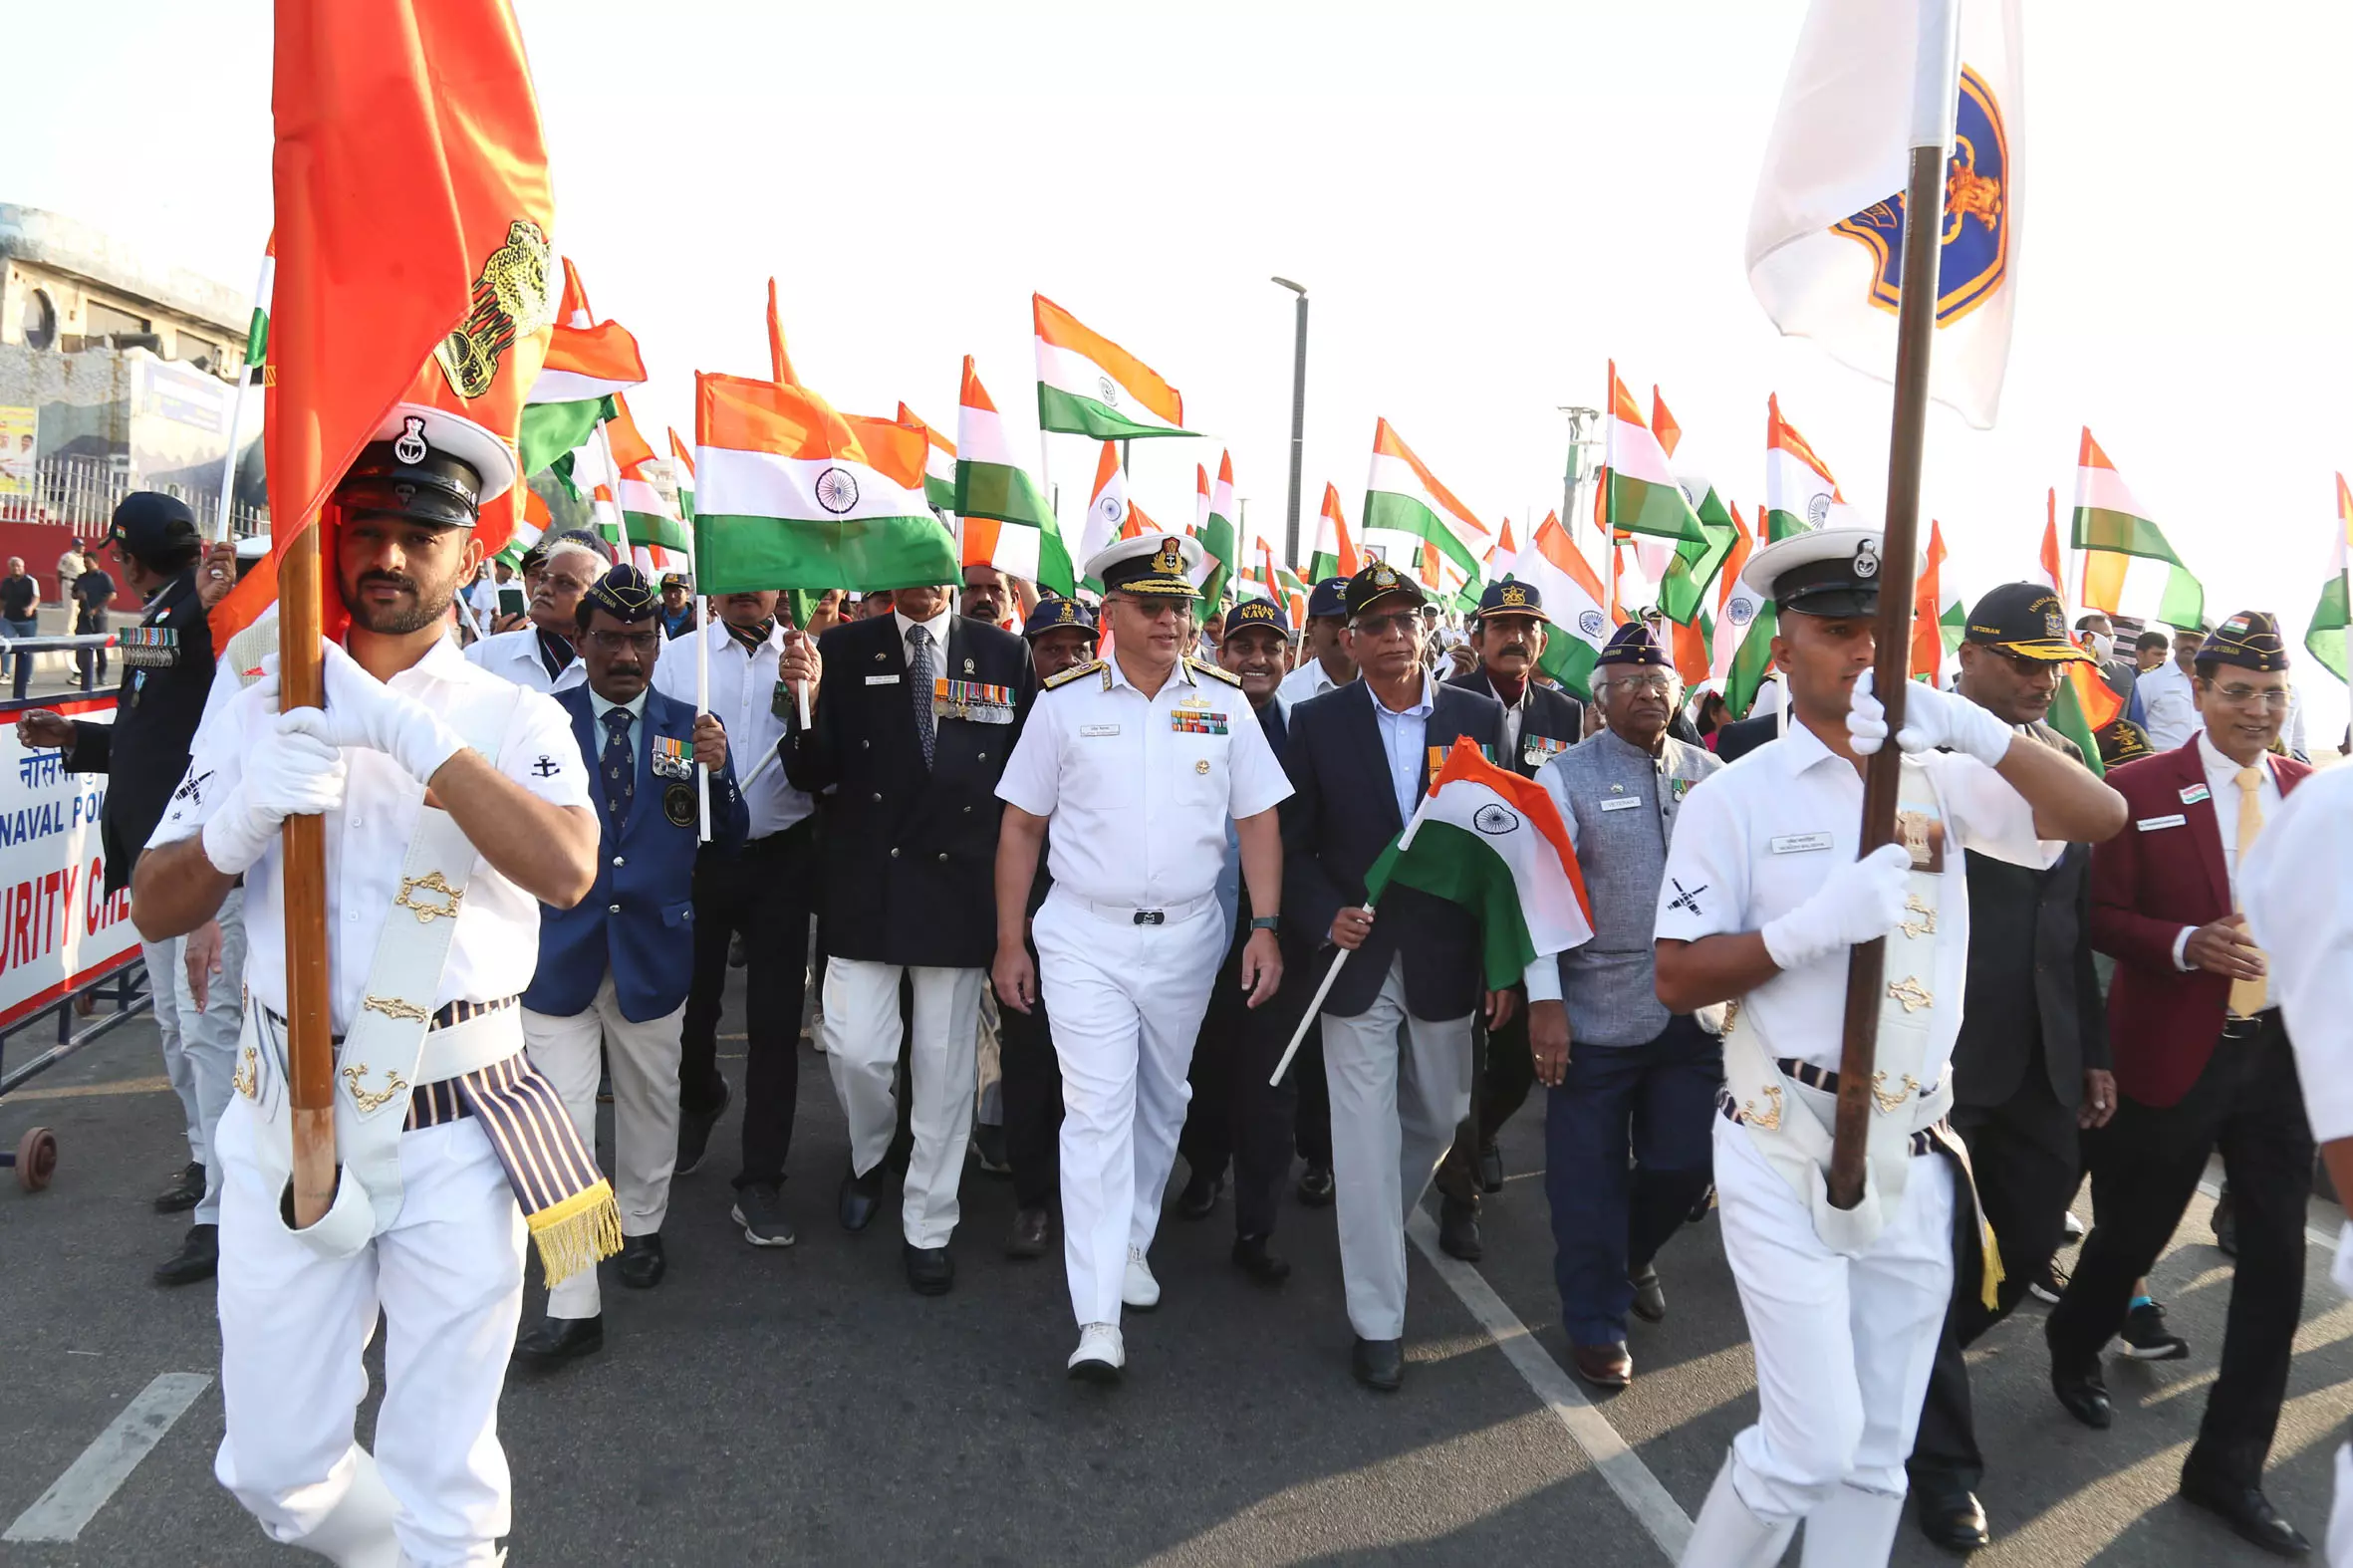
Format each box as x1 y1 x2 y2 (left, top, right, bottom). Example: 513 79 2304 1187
1962 583 2095 663
1343 558 1426 620
1223 596 1290 641
1305 576 1349 621
579 563 660 626
2198 610 2290 672
1022 594 1098 642
106 492 201 560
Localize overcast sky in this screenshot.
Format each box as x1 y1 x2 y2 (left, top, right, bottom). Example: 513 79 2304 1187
21 0 2352 736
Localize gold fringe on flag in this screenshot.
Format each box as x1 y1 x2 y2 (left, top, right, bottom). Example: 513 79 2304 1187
528 1178 623 1287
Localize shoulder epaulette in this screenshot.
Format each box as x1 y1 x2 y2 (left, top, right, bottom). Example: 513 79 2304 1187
1043 659 1107 691
1188 656 1243 687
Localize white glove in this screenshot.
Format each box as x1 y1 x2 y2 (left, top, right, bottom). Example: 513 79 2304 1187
291 640 468 785
1761 843 1914 971
200 709 349 875
1846 668 2014 766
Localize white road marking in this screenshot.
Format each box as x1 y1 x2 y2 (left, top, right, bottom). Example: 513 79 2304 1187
1408 1209 1692 1561
3 1372 212 1543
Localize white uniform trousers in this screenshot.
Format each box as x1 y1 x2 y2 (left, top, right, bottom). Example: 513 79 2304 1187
211 1093 526 1567
1032 890 1225 1328
1318 953 1473 1341
822 957 985 1249
1710 1112 1955 1535
146 886 247 1224
523 970 684 1320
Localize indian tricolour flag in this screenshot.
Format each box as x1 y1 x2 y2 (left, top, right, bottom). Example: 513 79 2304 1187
694 371 959 595
2303 474 2351 682
955 356 1076 597
1764 393 1856 536
1077 440 1129 585
1363 418 1488 608
1514 511 1611 700
1200 451 1239 610
1309 482 1361 583
667 428 695 520
1033 293 1191 440
1605 365 1705 549
607 393 690 573
898 402 957 514
2074 427 2207 631
522 258 646 476
1364 740 1595 989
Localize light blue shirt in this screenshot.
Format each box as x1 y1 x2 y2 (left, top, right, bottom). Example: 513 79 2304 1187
593 687 650 765
1368 673 1435 827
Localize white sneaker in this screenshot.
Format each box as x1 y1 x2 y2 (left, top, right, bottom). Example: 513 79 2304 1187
1067 1322 1125 1382
1122 1246 1161 1311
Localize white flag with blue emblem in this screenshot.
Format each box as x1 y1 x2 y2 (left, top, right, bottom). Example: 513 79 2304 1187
1745 0 2022 429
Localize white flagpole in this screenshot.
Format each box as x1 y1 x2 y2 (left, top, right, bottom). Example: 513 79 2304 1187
212 250 274 543
1267 793 1436 1087
693 593 711 842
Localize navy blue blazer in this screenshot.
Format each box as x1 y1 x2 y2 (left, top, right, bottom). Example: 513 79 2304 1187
523 684 749 1022
1280 680 1509 1020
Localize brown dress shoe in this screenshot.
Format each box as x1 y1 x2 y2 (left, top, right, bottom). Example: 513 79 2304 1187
1006 1206 1053 1259
1571 1341 1632 1390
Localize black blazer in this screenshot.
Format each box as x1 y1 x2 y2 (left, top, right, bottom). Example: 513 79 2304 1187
786 613 1036 968
1711 709 1779 762
64 569 214 894
1951 723 2109 1110
1280 680 1509 1019
1445 666 1581 777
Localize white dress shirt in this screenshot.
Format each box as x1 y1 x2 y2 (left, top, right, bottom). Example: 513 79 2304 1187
149 638 592 1033
2137 659 2198 751
1655 718 2058 1087
1367 673 1436 828
592 686 649 764
2167 731 2285 970
465 625 569 695
653 620 813 838
1276 656 1351 713
895 604 954 673
996 656 1292 909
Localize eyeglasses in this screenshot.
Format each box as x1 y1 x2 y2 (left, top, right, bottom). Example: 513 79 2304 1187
2207 682 2291 709
1351 612 1420 639
586 630 662 654
1117 598 1189 622
1603 672 1679 696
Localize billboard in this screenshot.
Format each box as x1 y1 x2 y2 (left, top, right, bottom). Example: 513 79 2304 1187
0 405 34 498
0 694 140 1027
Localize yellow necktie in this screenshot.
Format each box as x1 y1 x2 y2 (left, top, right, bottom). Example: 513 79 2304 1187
2228 765 2267 1017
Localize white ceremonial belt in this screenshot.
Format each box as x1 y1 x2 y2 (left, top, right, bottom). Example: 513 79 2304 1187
1066 892 1217 926
411 1006 524 1084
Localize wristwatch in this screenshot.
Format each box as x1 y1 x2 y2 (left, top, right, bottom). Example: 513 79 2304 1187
1250 915 1281 931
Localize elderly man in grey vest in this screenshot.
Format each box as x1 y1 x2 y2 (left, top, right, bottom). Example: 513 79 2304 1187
1524 621 1722 1391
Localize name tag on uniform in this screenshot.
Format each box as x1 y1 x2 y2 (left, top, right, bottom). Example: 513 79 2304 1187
1172 711 1228 735
651 735 693 780
1770 832 1833 855
1600 796 1643 813
2179 784 2211 805
934 678 1014 724
866 673 901 685
1081 723 1120 738
2138 813 2187 831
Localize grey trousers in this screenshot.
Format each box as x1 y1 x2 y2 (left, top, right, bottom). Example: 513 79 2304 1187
148 887 247 1224
1320 952 1473 1341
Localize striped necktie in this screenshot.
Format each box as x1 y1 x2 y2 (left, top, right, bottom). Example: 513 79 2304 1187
908 623 936 768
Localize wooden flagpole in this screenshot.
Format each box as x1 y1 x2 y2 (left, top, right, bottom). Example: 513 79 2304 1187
277 517 338 1226
1828 0 1959 1211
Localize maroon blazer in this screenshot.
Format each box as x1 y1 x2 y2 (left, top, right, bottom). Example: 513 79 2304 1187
2088 738 2310 1108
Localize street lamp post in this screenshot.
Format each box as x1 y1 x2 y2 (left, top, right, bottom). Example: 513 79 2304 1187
1272 277 1308 570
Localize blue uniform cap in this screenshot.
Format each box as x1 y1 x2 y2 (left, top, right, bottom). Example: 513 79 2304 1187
1596 620 1673 667
2198 610 2289 672
1473 575 1550 625
1305 576 1349 620
1224 596 1290 640
1023 594 1098 642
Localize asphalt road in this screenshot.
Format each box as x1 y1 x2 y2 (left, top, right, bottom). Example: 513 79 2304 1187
2 972 2347 1566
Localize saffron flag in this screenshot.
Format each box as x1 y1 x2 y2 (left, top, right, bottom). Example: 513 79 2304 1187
2304 474 2351 683
954 357 1075 596
1912 518 1949 682
1362 418 1488 607
2035 488 2066 598
215 0 556 653
2073 427 2206 630
1032 294 1190 440
1363 740 1595 990
520 257 645 476
767 277 799 388
1746 0 2025 428
1309 482 1361 583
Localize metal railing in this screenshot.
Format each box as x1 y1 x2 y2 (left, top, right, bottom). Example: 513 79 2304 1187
0 454 266 539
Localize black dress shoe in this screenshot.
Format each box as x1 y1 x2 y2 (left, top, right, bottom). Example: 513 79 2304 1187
2049 1360 2112 1430
1476 1142 1504 1193
839 1164 885 1232
2212 1187 2239 1258
1628 1264 1667 1324
674 1078 730 1177
1177 1169 1222 1220
153 1161 205 1213
1006 1206 1053 1260
1352 1336 1404 1392
1231 1233 1292 1285
2180 1467 2310 1558
1438 1195 1482 1261
1915 1487 1990 1553
512 1314 603 1369
1296 1164 1335 1207
904 1242 954 1296
152 1223 218 1287
616 1233 665 1290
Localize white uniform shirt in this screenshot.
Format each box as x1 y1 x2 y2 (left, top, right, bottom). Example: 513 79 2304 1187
996 655 1292 909
465 625 568 695
1276 657 1350 712
2165 731 2286 970
149 638 591 1034
1653 717 2057 1089
2137 660 2198 751
652 619 813 838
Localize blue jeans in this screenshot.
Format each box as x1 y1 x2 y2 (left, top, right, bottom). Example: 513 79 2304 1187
4 617 35 698
1544 1013 1721 1346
